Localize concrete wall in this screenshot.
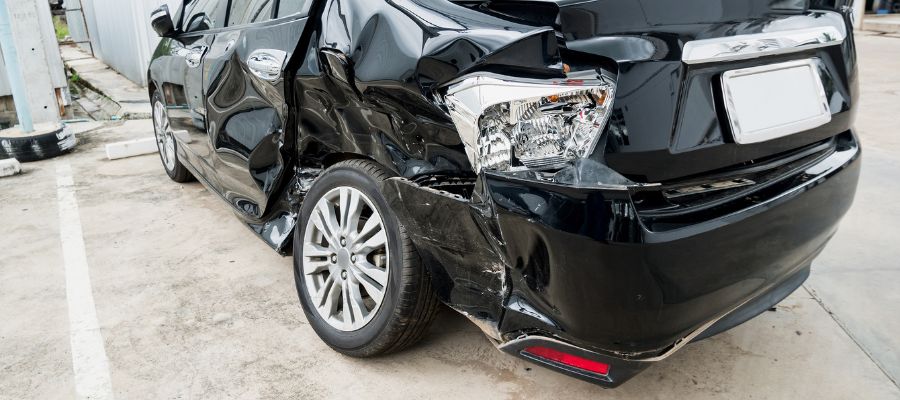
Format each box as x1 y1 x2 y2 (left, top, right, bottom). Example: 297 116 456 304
0 0 68 97
67 0 180 87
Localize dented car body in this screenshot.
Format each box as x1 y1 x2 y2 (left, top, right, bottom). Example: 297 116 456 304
149 0 860 387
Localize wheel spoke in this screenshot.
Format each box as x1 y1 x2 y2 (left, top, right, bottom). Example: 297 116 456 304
352 259 387 287
311 208 340 251
304 243 332 258
316 276 341 316
339 188 362 238
341 282 355 329
346 280 367 323
351 266 385 305
356 214 381 241
153 104 163 131
153 105 165 141
304 260 330 275
165 138 175 164
315 200 342 243
353 230 386 256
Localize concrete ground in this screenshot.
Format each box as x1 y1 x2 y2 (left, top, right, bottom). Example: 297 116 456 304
864 14 900 35
2 33 899 399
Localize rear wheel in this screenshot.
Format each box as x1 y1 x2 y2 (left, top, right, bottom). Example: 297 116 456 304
293 159 440 357
151 91 192 183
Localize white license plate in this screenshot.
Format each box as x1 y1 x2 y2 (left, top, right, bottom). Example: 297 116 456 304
721 59 831 144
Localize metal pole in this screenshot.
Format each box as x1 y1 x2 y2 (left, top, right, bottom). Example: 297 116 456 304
853 0 866 30
0 0 34 133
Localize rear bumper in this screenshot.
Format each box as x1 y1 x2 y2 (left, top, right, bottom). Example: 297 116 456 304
498 264 811 387
384 131 860 387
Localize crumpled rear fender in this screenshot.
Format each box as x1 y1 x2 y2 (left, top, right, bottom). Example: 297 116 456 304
285 0 567 330
382 176 510 337
293 0 564 178
264 0 564 249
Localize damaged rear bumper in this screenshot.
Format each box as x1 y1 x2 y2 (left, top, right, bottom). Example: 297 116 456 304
382 131 860 387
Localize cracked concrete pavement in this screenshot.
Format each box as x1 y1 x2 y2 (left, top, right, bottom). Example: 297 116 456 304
1 33 899 399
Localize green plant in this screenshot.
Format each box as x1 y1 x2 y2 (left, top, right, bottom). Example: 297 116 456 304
54 16 69 41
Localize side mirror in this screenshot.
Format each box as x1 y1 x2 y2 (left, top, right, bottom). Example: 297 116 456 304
151 5 176 37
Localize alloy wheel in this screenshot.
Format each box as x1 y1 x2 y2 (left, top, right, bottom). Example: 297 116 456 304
153 100 176 171
302 186 390 331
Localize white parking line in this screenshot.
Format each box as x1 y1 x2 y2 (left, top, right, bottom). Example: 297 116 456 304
56 162 115 400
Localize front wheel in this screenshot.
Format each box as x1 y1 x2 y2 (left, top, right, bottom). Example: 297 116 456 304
293 159 440 357
151 91 193 183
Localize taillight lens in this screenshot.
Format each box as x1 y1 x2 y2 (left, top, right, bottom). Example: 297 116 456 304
523 346 610 376
444 73 616 173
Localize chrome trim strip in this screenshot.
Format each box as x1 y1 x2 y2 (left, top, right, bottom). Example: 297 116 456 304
497 293 757 363
682 16 847 64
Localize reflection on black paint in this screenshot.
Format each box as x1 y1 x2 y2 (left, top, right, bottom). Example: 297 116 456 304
221 108 278 159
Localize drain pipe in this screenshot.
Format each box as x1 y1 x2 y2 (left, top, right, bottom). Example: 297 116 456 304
0 0 34 133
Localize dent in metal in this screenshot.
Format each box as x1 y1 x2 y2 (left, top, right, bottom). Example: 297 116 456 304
247 166 322 254
459 311 503 341
383 176 510 326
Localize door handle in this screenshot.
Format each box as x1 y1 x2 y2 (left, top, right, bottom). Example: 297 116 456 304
184 46 207 68
224 39 236 53
247 49 287 82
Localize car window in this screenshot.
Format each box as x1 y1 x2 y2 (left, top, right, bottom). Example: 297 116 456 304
276 0 311 18
183 0 227 33
228 0 274 26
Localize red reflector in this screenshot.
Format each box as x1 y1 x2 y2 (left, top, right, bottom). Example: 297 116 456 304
523 346 610 375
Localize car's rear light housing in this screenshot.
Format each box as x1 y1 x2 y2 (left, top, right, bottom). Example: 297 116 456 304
442 72 616 174
522 346 610 375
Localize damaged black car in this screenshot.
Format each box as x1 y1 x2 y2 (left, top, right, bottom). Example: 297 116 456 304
148 0 861 387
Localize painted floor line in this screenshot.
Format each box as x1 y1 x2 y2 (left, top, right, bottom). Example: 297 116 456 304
57 162 115 400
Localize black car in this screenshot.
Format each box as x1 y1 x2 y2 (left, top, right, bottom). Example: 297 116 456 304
148 0 861 388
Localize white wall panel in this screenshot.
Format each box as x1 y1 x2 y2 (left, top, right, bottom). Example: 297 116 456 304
0 0 68 97
73 0 181 86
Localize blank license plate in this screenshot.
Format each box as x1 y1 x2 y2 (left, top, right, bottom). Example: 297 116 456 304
721 59 831 144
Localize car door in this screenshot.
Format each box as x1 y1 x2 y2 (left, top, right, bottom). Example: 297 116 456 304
201 0 313 219
166 0 229 188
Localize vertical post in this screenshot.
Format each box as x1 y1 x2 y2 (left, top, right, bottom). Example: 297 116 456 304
853 0 866 30
0 0 61 128
0 0 34 132
133 0 151 86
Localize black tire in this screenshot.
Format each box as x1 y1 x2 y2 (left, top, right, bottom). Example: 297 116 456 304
293 159 440 357
0 126 76 162
151 91 193 183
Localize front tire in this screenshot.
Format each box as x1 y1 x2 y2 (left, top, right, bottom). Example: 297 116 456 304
151 91 193 183
293 159 440 357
